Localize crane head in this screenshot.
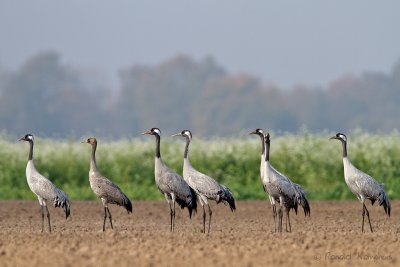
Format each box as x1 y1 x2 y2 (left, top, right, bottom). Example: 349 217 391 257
263 132 270 144
172 129 192 140
81 137 97 145
19 133 34 142
330 133 347 142
249 128 264 137
142 128 161 136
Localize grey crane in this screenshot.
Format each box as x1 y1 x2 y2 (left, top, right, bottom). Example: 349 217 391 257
250 129 278 230
172 130 235 234
330 133 391 232
82 137 132 231
263 132 310 218
19 134 70 232
251 130 310 232
142 127 197 232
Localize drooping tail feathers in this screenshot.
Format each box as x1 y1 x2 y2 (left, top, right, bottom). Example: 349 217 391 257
378 190 391 217
219 184 236 212
53 189 71 219
114 191 133 213
122 193 133 213
293 200 298 215
176 187 197 219
293 183 311 217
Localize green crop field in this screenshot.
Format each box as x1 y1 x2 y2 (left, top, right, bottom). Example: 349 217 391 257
1 130 399 200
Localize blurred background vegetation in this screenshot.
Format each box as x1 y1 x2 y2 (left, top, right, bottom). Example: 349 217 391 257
1 52 400 138
1 131 399 200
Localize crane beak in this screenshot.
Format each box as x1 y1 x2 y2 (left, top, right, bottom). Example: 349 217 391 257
18 137 25 141
171 133 182 137
329 136 338 140
81 140 88 144
249 131 257 135
142 130 151 135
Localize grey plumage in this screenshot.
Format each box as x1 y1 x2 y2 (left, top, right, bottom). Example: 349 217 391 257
330 133 391 232
82 137 132 231
250 129 310 232
173 129 235 234
143 128 197 232
19 134 70 232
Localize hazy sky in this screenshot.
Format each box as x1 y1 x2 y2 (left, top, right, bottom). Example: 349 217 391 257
1 1 399 88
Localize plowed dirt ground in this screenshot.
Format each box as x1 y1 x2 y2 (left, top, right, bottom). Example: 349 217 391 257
0 200 398 267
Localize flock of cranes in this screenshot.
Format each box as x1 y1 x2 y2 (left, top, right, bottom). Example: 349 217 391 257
18 129 391 234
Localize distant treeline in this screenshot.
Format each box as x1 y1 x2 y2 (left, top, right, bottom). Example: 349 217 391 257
0 51 400 137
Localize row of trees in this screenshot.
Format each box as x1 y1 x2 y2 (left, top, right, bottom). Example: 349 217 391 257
0 51 400 137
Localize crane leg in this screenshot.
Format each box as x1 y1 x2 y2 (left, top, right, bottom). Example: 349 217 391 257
278 207 283 233
168 201 173 232
45 206 51 233
103 207 107 231
202 204 206 234
361 204 365 232
363 204 373 232
277 208 280 232
172 201 176 232
272 205 277 232
207 204 212 234
40 205 45 232
285 210 288 232
286 209 291 232
107 207 113 229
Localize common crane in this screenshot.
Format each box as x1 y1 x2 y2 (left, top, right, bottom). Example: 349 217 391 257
82 137 132 231
252 130 310 232
250 129 278 230
173 130 235 234
330 133 390 232
143 128 197 232
19 134 70 232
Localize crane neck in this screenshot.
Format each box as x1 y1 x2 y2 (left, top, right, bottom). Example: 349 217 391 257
341 140 348 158
184 138 191 159
264 139 270 162
90 143 98 172
28 140 34 161
155 135 161 158
259 135 265 156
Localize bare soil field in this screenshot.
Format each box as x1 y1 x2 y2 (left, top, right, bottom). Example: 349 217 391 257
0 200 398 267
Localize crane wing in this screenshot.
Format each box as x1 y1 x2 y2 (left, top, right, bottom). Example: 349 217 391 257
29 171 60 200
184 168 221 198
